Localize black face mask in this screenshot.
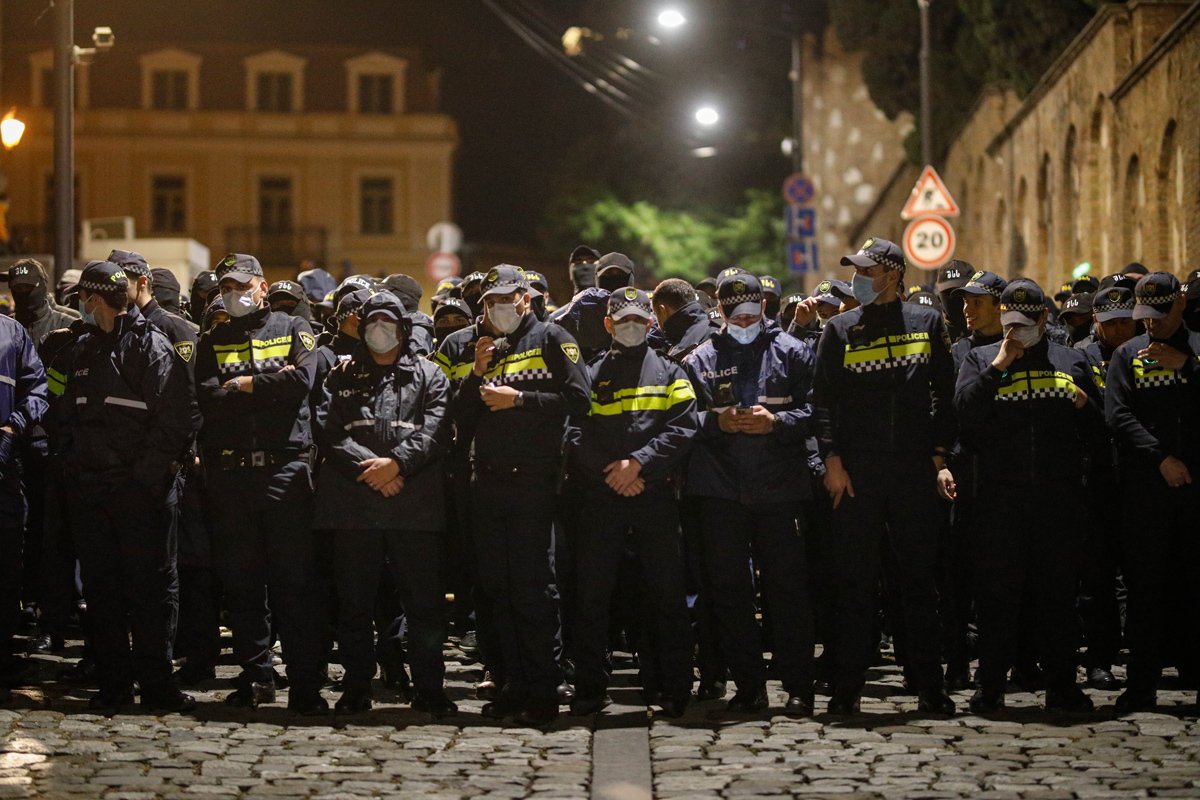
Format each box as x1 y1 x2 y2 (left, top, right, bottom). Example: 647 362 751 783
597 271 631 293
531 296 547 321
939 290 967 342
13 281 49 325
764 298 781 319
462 291 483 318
435 321 468 342
1184 301 1200 333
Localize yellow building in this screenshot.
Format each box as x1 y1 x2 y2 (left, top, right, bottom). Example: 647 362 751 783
1 40 458 296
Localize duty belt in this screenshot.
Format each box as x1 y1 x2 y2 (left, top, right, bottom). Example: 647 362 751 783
218 449 303 470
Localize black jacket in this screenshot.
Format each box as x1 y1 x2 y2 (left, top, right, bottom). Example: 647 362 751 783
314 347 450 530
195 307 318 453
433 320 484 467
657 301 715 362
61 313 196 492
814 299 955 461
452 312 590 470
1105 326 1200 473
955 336 1103 486
571 342 697 498
948 329 1003 498
683 324 815 504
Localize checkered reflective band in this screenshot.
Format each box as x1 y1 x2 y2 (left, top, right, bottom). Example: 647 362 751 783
1132 357 1190 388
858 248 904 271
211 335 293 378
1137 292 1178 306
843 332 931 374
1000 301 1042 315
482 347 552 388
721 292 762 309
965 280 1002 298
996 371 1079 402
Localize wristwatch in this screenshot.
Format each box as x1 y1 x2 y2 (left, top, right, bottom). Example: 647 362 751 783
513 391 524 408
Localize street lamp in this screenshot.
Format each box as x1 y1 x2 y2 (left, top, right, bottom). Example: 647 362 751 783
657 9 687 30
1 109 26 151
694 106 719 126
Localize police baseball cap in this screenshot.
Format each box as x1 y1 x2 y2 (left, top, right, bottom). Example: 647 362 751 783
954 270 1007 299
596 252 635 278
336 288 374 322
78 259 129 299
841 237 906 271
1071 275 1100 295
935 260 974 293
359 292 407 324
5 259 46 288
1054 283 1073 302
1061 292 1093 317
461 271 486 290
717 273 763 318
607 286 653 321
758 275 781 297
296 267 337 302
1121 262 1148 276
433 277 462 297
268 280 305 302
480 264 529 297
107 249 151 280
570 245 601 264
717 267 749 281
191 270 218 299
383 273 423 307
215 253 264 284
999 280 1046 327
433 296 471 321
1092 286 1135 322
782 293 805 319
1132 272 1180 320
812 278 846 306
696 277 718 293
523 270 548 297
906 291 940 309
151 268 182 306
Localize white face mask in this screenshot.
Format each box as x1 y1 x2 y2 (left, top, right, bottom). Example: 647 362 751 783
488 302 522 335
364 321 400 354
222 287 260 318
612 319 649 348
1008 324 1042 348
728 321 763 345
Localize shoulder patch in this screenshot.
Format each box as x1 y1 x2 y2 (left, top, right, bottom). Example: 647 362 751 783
173 340 195 363
561 343 580 364
299 331 315 351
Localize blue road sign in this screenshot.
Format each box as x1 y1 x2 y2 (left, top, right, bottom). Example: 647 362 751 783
783 173 815 206
787 239 819 274
786 206 816 239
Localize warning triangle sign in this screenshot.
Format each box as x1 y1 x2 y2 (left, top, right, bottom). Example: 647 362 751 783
901 165 960 220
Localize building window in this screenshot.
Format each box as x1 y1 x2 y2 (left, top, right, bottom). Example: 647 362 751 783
360 178 394 235
151 69 189 110
151 176 186 233
258 177 293 233
255 72 294 112
357 74 394 114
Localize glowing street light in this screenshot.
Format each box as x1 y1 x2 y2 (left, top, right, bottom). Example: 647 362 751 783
1 109 26 151
694 106 719 126
657 9 687 29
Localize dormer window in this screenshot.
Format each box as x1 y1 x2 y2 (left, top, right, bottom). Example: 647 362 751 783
140 49 201 110
245 50 306 113
345 52 407 115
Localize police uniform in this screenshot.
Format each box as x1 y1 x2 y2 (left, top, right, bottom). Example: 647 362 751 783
195 254 326 712
684 274 818 715
955 280 1102 712
62 261 197 711
315 293 455 716
813 238 955 713
0 314 48 694
1104 273 1200 711
1076 287 1136 687
450 266 590 724
569 289 697 716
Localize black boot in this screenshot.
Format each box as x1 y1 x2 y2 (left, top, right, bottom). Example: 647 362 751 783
334 686 373 714
411 691 458 718
726 687 769 713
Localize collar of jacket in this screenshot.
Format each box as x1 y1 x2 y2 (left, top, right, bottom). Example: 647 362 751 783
664 301 708 344
353 343 416 373
971 329 1003 347
861 298 904 319
231 305 272 331
1011 334 1051 364
610 340 648 359
333 331 359 354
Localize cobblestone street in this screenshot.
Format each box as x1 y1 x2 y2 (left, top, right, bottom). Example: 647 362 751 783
1 638 1197 799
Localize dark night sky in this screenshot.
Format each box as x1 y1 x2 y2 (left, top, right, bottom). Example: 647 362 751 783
3 0 798 247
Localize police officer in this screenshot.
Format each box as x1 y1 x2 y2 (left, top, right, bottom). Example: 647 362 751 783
5 259 81 345
195 253 327 714
568 246 600 294
651 278 715 361
0 312 48 702
935 260 973 343
1105 272 1200 713
955 279 1101 713
432 298 472 347
267 280 313 320
595 252 636 293
814 237 956 715
1060 293 1094 346
189 271 219 328
684 273 818 716
759 275 782 320
109 251 200 372
382 273 435 357
451 265 590 725
316 293 456 717
62 261 197 712
569 288 697 718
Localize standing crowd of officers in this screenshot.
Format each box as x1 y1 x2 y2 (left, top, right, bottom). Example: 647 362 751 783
0 235 1197 724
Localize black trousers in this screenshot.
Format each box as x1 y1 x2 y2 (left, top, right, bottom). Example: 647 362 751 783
335 528 446 693
72 479 179 698
972 481 1083 694
0 471 25 666
682 500 724 684
939 494 976 670
471 468 561 702
831 454 943 696
698 498 814 695
1121 471 1200 694
571 492 693 699
207 462 322 692
1078 472 1122 671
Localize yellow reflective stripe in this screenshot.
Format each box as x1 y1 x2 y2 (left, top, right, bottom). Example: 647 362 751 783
252 344 291 361
590 380 694 416
996 371 1078 398
1090 364 1105 389
484 356 547 380
606 379 694 401
211 343 249 353
843 334 931 365
215 350 250 365
47 368 66 396
434 353 472 381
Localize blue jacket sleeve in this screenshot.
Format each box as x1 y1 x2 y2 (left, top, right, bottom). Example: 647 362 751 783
9 325 49 436
390 365 449 477
769 341 815 446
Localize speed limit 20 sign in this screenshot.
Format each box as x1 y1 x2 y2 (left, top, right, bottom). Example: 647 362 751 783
903 214 956 270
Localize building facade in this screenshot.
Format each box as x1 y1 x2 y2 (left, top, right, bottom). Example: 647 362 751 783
805 0 1199 291
1 39 458 290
